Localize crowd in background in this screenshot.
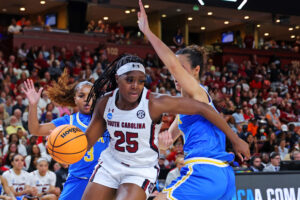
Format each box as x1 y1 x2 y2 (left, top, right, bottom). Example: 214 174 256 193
0 38 299 196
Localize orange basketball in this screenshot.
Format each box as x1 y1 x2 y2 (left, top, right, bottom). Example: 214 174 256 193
47 125 87 164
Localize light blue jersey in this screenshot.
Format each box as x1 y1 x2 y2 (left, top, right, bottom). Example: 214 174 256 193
163 85 235 200
52 112 109 200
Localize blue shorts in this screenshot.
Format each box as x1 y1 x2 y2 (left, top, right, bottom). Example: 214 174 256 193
163 160 235 200
16 196 25 200
59 175 89 200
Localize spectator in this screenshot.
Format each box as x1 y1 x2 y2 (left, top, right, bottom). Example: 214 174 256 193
291 151 300 161
2 154 36 198
18 43 28 60
37 91 51 115
265 106 281 130
164 155 184 187
52 102 70 117
250 74 262 90
244 33 254 49
173 28 184 48
87 20 96 32
16 17 29 30
286 124 299 149
114 22 125 38
94 20 105 33
55 163 69 191
25 144 41 172
166 137 183 164
261 132 277 153
3 143 18 167
249 156 264 172
0 103 9 123
5 116 26 136
227 57 239 74
11 109 24 127
7 19 21 34
0 125 8 152
247 118 258 137
30 158 60 199
232 106 245 126
239 124 250 141
278 139 289 160
53 162 61 172
263 152 281 172
40 103 58 123
246 133 258 155
3 134 27 157
26 135 38 154
0 175 16 199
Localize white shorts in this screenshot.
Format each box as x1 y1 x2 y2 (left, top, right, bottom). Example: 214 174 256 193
90 153 159 198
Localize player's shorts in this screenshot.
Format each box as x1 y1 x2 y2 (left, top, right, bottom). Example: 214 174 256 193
90 152 159 198
59 175 89 200
163 157 235 200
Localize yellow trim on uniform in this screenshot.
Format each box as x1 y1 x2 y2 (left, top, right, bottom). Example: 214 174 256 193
177 115 182 124
163 165 194 200
184 157 229 167
70 115 73 125
76 112 88 128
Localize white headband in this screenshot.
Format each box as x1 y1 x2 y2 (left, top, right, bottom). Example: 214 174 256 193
116 62 145 76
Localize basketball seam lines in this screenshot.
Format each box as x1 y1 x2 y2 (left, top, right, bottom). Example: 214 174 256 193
51 134 86 148
48 146 87 155
46 146 72 164
51 125 69 159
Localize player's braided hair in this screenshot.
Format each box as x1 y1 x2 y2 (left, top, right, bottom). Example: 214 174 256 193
88 54 144 113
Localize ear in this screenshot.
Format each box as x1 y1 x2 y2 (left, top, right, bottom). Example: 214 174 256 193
193 65 201 77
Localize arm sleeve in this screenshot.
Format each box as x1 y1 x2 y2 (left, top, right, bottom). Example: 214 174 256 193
51 115 70 127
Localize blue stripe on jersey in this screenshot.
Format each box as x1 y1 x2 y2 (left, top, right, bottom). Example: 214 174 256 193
178 85 234 162
52 112 109 178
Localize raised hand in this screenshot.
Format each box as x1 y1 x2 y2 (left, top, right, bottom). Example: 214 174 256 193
137 0 150 34
21 79 43 106
232 137 251 162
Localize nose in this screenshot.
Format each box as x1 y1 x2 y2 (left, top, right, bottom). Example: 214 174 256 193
131 80 138 89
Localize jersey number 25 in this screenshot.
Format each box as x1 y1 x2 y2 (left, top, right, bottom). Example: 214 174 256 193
114 131 138 153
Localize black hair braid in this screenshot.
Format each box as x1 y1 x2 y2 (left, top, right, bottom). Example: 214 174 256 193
88 54 144 113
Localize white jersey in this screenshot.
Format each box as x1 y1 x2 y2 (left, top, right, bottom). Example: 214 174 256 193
102 88 162 167
30 170 56 194
2 169 29 193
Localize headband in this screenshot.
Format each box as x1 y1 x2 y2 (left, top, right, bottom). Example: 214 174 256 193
116 62 145 76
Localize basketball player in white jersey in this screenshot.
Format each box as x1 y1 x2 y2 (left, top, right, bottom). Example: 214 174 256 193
30 158 59 200
2 154 35 200
0 175 16 200
82 54 247 200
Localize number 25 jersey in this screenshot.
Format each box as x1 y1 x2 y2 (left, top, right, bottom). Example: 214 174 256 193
103 88 162 168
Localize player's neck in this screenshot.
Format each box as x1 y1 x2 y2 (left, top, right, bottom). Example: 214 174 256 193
13 168 21 175
39 171 46 176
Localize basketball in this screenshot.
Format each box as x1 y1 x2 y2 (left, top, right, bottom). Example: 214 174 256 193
47 125 88 164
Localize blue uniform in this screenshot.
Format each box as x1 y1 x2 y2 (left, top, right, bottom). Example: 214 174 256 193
163 86 235 200
52 112 109 200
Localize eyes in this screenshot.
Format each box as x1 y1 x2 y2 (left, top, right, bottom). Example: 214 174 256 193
125 77 146 84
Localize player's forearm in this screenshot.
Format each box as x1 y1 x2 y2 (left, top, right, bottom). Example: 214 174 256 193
28 103 41 135
168 119 181 142
144 30 181 76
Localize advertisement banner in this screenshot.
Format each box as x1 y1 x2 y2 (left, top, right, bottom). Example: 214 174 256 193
233 172 300 200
